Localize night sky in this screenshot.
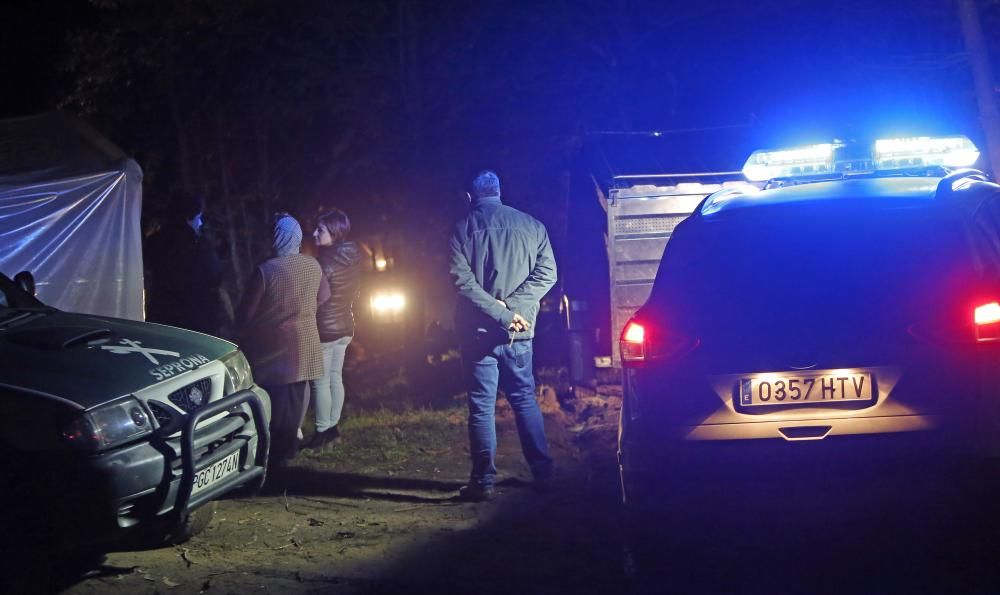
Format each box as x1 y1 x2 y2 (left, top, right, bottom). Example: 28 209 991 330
1 0 996 258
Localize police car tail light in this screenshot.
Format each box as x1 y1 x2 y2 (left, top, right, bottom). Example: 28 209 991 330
742 144 839 182
975 301 1000 343
621 321 646 363
874 136 980 170
620 319 700 365
61 397 152 451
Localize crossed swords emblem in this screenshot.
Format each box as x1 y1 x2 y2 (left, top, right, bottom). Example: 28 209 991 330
101 338 180 365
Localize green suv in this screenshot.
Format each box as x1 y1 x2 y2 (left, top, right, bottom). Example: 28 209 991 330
0 271 270 551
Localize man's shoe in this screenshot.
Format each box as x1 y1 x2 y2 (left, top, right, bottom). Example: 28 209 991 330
458 484 496 502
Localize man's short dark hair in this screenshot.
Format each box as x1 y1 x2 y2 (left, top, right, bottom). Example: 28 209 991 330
317 208 351 242
471 170 501 198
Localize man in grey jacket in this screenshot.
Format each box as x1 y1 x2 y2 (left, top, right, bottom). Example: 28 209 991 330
449 170 557 501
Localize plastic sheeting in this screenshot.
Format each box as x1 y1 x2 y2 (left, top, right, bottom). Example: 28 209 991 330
0 113 144 320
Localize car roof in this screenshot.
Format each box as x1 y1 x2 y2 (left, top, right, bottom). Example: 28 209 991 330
675 175 1000 285
702 176 944 216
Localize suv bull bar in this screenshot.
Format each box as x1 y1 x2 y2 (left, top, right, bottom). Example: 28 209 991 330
171 389 269 518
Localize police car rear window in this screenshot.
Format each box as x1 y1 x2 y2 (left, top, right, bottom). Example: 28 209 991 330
657 204 972 307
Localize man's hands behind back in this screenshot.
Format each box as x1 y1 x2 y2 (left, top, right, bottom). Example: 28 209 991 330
498 299 531 333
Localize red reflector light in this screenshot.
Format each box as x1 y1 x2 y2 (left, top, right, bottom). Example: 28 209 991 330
975 301 1000 343
620 321 646 363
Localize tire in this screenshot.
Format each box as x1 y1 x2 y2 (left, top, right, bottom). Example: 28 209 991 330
620 476 682 590
164 501 217 545
621 502 671 592
126 501 219 549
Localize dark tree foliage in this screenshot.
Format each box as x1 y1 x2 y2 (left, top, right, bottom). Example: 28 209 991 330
58 0 698 300
55 0 1000 307
62 1 404 291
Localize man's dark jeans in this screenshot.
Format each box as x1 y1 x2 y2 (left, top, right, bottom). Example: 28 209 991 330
464 338 553 488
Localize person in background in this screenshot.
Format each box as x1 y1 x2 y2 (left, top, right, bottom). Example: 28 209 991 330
306 208 362 448
236 212 328 468
146 191 224 335
448 170 558 501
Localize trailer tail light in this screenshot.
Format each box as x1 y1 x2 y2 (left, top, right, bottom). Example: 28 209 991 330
975 301 1000 343
621 321 646 363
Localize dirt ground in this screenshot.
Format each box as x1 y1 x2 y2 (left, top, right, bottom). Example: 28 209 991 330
60 376 628 595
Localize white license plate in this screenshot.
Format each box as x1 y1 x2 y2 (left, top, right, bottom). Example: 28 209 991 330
192 450 241 496
740 370 873 406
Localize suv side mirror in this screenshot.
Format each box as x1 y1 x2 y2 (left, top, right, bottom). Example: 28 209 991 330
14 271 35 296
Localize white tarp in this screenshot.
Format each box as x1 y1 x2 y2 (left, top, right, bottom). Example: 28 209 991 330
0 113 144 320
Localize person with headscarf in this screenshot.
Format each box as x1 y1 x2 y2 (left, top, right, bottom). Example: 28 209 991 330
236 212 329 468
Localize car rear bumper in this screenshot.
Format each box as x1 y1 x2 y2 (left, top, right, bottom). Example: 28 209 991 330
618 418 998 507
677 412 938 441
620 354 1000 476
47 386 270 546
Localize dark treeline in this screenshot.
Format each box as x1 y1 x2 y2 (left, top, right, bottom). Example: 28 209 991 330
2 0 997 297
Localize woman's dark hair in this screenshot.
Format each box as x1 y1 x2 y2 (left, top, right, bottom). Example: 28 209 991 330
317 208 351 242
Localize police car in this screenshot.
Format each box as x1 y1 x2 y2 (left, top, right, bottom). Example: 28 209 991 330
618 136 1000 508
0 271 270 550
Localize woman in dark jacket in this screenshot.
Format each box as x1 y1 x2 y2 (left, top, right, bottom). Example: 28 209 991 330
307 208 362 447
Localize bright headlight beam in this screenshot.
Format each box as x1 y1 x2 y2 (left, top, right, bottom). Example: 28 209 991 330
371 291 406 314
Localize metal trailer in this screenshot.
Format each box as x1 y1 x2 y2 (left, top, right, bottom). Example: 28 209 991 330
562 127 760 374
604 172 750 366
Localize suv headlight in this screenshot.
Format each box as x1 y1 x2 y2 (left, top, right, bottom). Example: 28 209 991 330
61 397 152 451
221 350 255 394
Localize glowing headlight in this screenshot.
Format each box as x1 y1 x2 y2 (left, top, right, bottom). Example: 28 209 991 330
371 291 406 314
221 350 254 393
61 397 152 451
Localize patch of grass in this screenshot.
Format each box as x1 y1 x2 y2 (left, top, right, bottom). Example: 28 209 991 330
345 350 469 411
298 406 466 468
351 368 410 404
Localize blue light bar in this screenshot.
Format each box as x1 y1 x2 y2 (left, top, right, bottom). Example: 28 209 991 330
873 136 980 170
742 144 841 182
743 136 981 182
